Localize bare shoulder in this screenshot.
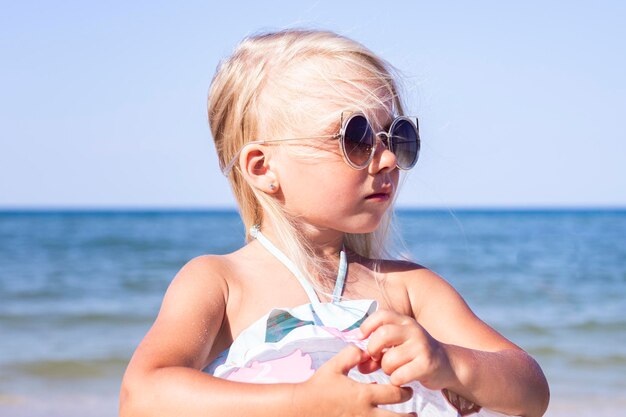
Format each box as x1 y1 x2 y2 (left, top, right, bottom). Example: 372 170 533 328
376 259 461 318
165 254 231 300
375 258 454 295
376 258 444 281
377 259 517 351
128 254 234 372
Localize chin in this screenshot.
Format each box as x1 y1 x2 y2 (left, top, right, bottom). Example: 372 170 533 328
343 215 386 235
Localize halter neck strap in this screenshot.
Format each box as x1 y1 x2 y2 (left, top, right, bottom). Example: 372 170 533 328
333 250 347 303
250 225 347 305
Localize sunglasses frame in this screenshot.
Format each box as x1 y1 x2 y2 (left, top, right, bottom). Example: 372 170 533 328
338 111 420 171
221 111 420 176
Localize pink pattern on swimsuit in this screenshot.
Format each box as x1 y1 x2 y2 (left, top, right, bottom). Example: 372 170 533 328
226 349 315 383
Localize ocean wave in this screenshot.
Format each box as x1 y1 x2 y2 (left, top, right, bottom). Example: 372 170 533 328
496 318 626 334
5 357 129 379
527 345 626 368
568 355 626 368
0 312 154 326
569 319 626 332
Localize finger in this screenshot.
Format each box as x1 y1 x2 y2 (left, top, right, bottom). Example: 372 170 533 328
357 357 381 374
356 348 381 374
368 383 413 405
379 344 419 377
389 363 419 387
360 310 410 339
366 324 410 360
325 344 366 375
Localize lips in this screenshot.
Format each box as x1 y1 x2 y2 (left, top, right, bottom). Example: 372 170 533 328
365 182 393 201
365 192 391 200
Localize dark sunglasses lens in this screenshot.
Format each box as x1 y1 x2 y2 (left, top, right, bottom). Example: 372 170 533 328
343 115 374 167
391 119 419 169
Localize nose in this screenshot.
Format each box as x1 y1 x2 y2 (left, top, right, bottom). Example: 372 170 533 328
368 133 397 174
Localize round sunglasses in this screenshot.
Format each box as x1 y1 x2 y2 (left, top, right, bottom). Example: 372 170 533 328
221 112 420 176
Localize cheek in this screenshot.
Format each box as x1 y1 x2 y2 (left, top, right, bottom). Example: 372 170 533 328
279 165 358 210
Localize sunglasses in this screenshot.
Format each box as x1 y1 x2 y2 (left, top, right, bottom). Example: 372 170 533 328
221 112 420 176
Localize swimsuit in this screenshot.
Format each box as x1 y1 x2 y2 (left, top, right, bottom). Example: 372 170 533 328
205 226 512 416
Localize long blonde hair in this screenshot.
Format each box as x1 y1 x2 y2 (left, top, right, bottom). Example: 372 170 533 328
207 29 407 293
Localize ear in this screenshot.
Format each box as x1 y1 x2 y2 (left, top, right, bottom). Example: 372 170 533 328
239 144 280 194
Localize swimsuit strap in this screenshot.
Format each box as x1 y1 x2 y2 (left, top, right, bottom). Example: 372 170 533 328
333 250 347 303
250 225 347 305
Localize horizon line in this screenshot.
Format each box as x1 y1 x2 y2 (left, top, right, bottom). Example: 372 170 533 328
1 205 625 214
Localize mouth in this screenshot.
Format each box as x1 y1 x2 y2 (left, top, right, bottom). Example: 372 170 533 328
365 192 391 201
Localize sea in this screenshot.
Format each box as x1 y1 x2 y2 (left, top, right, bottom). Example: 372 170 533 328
0 209 624 417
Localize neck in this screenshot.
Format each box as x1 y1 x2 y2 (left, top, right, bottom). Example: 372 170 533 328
257 220 345 260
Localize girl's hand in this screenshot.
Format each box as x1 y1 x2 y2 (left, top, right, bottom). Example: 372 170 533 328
359 310 456 390
296 344 416 417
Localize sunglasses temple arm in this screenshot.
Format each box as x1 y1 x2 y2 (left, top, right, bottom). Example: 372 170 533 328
221 151 241 177
221 134 339 176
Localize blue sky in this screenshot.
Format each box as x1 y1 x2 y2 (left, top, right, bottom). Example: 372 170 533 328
1 1 625 208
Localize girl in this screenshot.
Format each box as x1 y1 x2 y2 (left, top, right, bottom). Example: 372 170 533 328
120 29 549 417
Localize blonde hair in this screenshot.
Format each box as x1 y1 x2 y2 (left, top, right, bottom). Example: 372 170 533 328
208 29 407 293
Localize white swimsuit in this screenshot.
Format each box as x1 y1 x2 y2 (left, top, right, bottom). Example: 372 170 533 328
205 227 512 417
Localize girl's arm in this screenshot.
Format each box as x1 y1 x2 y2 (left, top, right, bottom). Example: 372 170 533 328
120 256 414 417
360 267 549 417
